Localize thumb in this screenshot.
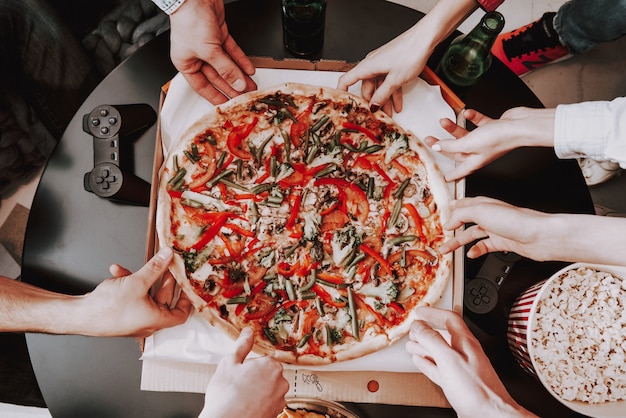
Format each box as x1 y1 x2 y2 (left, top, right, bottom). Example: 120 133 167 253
232 327 254 363
133 247 174 290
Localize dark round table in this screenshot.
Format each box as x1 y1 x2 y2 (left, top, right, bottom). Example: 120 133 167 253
22 0 593 417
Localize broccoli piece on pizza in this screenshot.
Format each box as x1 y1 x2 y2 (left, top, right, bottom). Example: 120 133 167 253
359 281 399 305
330 225 361 266
182 250 208 273
227 263 247 283
384 131 409 164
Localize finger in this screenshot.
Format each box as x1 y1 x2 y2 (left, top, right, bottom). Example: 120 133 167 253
463 108 492 127
222 35 256 77
199 62 244 99
443 162 478 182
231 327 255 363
413 306 472 339
369 78 401 112
153 271 176 306
409 319 451 354
168 290 193 323
336 63 375 91
109 264 131 278
360 79 376 103
390 87 403 113
183 72 230 105
438 235 463 255
405 340 430 358
439 117 468 139
132 247 174 290
466 240 495 259
442 225 490 256
197 39 251 96
410 354 441 386
381 100 393 116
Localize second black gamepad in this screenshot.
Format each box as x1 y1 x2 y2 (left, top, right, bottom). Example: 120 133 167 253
83 104 156 206
464 251 522 334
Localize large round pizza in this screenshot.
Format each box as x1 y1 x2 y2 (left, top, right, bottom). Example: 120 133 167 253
156 83 452 365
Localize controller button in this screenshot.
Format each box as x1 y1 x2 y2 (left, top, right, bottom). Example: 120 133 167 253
109 116 118 125
95 176 104 184
91 118 100 127
479 285 489 295
481 295 491 304
109 175 117 182
110 140 117 147
472 297 481 306
99 108 109 117
469 288 480 297
100 126 109 135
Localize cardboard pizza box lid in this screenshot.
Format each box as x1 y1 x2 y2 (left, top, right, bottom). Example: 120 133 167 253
142 57 465 408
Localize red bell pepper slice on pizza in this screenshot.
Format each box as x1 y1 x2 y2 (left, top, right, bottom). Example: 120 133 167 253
342 121 381 143
226 117 258 160
314 178 369 223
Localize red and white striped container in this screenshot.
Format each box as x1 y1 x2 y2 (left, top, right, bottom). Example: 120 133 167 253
506 263 626 418
506 279 547 378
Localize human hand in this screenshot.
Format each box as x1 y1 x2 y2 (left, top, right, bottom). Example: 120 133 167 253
406 307 535 418
439 197 559 260
423 107 557 182
337 27 429 114
169 0 257 104
80 246 192 337
199 328 289 418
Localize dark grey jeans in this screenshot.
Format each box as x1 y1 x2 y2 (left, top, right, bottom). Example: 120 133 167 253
555 0 626 54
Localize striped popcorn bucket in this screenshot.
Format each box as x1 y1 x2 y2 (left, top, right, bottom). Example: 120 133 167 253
506 279 548 378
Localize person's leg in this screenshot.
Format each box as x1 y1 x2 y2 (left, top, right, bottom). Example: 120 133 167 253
555 0 626 54
0 0 101 140
491 12 570 76
492 0 626 76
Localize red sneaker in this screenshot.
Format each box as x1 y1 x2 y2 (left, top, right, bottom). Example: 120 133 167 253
492 12 570 76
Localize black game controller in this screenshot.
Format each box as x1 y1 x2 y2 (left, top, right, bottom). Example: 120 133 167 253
464 251 521 334
83 104 156 206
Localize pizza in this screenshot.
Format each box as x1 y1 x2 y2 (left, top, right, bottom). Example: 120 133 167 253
156 82 452 365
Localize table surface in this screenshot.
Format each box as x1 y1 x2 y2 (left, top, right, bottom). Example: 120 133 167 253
22 0 593 417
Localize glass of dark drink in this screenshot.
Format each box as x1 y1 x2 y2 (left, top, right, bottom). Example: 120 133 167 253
281 0 327 56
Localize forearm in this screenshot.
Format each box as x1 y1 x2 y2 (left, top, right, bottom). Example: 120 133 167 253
498 107 557 149
408 0 479 56
536 214 626 265
0 277 87 334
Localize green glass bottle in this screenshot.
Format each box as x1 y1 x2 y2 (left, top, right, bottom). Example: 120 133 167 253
440 11 505 87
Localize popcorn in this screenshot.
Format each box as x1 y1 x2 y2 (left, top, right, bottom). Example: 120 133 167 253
531 267 626 404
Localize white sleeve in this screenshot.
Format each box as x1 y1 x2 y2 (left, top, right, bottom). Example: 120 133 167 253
152 0 186 15
554 97 626 168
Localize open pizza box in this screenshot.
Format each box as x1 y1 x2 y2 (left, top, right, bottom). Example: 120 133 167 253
142 57 466 408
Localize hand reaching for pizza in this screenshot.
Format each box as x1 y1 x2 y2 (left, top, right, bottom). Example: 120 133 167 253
169 0 257 105
81 246 192 337
440 196 626 266
438 196 560 261
336 26 427 115
200 328 289 418
423 107 557 182
406 307 536 418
